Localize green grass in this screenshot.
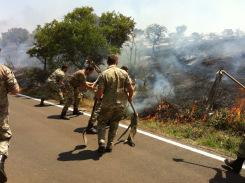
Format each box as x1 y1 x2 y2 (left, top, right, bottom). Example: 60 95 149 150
138 119 242 157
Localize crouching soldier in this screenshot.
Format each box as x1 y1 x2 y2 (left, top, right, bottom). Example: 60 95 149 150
39 64 68 106
60 66 94 120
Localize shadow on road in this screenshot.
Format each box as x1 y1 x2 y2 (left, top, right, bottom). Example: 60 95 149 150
172 158 245 183
47 113 84 120
47 115 63 120
34 104 53 107
74 127 87 133
57 145 100 161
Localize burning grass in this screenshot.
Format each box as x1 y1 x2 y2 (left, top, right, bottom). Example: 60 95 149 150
138 93 244 157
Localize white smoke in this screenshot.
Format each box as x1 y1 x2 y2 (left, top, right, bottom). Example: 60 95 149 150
0 29 41 68
120 28 245 111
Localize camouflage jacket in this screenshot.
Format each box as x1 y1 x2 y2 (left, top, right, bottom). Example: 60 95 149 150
97 65 132 108
69 69 86 88
47 68 65 83
0 64 19 117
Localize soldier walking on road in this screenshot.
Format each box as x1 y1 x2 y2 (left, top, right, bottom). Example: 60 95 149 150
0 64 20 182
60 66 94 120
39 65 68 106
95 55 134 153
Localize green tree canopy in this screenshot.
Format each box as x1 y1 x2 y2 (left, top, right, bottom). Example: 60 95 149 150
28 6 135 70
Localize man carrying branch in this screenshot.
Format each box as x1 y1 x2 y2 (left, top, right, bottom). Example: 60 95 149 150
95 55 134 153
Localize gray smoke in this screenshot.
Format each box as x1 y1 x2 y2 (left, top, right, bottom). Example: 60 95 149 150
0 28 40 68
120 27 245 112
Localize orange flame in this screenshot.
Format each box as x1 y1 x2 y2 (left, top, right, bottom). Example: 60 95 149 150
229 89 245 121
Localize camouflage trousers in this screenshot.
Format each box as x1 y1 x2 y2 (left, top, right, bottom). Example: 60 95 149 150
61 82 81 114
87 99 102 128
0 115 12 156
41 81 64 102
238 136 245 158
97 106 126 145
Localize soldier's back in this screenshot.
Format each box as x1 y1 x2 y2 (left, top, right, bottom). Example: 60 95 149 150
69 70 86 87
48 68 65 82
101 66 130 107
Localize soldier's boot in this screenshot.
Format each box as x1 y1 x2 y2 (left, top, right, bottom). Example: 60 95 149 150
86 122 97 134
0 155 7 183
106 142 113 153
97 140 106 154
39 98 45 106
73 108 83 115
105 121 110 129
86 127 97 134
224 157 245 174
59 99 65 105
60 110 69 120
126 136 135 147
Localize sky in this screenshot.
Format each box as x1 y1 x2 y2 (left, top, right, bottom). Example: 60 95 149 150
1 0 245 35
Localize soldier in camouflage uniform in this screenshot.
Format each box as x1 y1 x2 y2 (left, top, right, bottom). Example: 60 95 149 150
0 64 20 182
60 66 94 120
86 66 131 134
224 136 245 174
95 55 134 153
39 65 68 106
85 76 102 134
85 98 102 134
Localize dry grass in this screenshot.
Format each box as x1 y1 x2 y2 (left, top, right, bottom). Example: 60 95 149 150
138 119 243 158
80 97 94 112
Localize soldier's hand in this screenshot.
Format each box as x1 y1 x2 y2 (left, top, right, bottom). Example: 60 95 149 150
128 97 132 103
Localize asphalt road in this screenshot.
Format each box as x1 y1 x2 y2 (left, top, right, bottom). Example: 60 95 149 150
5 95 245 183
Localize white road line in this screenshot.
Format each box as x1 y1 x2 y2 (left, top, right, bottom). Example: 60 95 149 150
17 93 245 168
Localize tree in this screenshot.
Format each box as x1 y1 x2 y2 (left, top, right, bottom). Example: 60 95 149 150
176 25 187 36
134 28 144 36
1 28 29 47
27 21 60 71
145 24 167 55
99 11 135 53
28 7 135 70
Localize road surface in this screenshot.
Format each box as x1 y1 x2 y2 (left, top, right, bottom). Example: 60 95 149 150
5 95 245 183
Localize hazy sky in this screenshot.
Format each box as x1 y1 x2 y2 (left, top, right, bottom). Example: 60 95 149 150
0 0 245 35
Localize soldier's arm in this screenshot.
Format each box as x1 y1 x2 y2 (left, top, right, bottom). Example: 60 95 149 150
126 76 134 102
56 71 66 84
85 81 94 90
95 74 104 99
127 84 134 102
5 67 20 94
92 74 101 89
95 87 104 100
79 81 94 90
